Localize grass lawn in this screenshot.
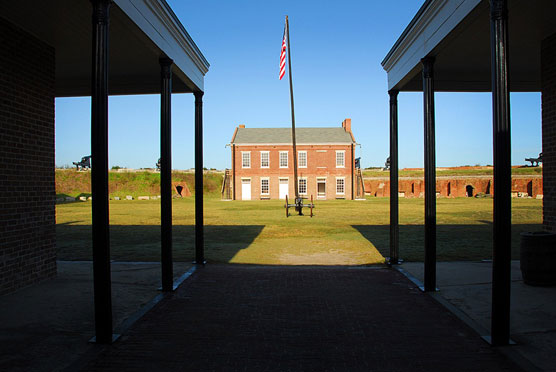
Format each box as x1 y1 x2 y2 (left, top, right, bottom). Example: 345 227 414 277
56 197 542 265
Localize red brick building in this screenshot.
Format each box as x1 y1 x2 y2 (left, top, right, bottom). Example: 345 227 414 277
229 119 357 200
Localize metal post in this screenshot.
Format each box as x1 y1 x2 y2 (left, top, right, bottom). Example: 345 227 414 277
422 57 437 292
389 89 400 265
490 0 511 346
160 57 173 291
90 0 113 344
194 91 205 264
285 16 299 201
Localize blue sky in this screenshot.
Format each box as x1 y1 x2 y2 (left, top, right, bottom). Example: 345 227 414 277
55 0 542 169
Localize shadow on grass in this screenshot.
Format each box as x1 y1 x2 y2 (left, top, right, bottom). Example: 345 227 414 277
352 224 542 262
57 225 265 263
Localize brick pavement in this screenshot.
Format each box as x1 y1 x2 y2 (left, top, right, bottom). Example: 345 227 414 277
80 265 521 371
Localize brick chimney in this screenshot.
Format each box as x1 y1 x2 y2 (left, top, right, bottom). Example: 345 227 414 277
239 124 245 128
342 118 351 133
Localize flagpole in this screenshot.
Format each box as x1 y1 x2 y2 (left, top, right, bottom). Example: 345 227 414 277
286 15 299 200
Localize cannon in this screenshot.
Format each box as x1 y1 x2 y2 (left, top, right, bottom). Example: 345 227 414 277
285 195 314 217
73 155 91 170
383 156 391 171
156 158 161 171
525 152 542 167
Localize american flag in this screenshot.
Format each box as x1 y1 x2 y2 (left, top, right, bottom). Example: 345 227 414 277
279 23 287 80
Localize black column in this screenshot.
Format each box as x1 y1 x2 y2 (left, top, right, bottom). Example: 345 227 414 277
389 90 400 265
194 91 205 264
422 57 436 292
490 0 511 346
160 58 173 291
90 0 113 344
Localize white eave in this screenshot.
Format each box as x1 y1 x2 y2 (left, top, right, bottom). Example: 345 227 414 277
0 0 209 96
382 0 556 92
381 0 481 92
115 0 209 92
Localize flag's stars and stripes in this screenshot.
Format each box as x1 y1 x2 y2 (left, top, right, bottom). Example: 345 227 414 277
279 24 287 80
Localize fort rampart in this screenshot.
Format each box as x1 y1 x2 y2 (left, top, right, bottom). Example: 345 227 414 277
364 176 543 198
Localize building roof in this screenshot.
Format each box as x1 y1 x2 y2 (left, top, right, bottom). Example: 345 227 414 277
381 0 556 92
1 0 209 96
231 127 355 145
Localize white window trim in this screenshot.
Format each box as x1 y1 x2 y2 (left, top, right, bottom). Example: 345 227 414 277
336 150 345 168
298 151 307 168
241 151 251 169
260 177 270 195
279 151 289 168
260 151 270 168
298 177 308 195
336 177 345 195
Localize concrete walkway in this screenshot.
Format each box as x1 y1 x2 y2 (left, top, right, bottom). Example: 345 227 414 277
77 265 519 371
402 261 556 371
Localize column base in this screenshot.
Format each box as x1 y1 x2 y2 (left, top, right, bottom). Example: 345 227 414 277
89 334 120 344
386 257 403 266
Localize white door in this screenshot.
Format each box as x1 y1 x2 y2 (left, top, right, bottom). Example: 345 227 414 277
241 179 251 200
279 178 289 200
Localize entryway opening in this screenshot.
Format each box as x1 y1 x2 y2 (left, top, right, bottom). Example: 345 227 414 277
317 178 326 199
466 185 474 197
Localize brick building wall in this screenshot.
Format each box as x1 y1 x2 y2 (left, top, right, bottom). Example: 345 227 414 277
232 144 355 200
542 33 556 231
0 17 56 295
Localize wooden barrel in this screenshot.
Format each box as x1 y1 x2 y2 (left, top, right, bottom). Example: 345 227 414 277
520 231 556 286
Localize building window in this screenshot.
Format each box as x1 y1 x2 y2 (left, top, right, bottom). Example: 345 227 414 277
298 178 307 195
336 178 345 194
242 152 251 168
260 151 269 168
298 151 307 168
280 151 288 168
336 151 345 168
261 178 269 195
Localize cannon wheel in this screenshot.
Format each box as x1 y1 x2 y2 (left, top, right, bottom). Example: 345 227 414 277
310 195 313 218
285 195 289 217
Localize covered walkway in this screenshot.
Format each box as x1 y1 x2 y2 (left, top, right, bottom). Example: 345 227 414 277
75 265 519 371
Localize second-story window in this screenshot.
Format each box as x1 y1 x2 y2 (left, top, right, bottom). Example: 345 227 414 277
280 151 288 168
260 151 269 168
242 152 251 168
298 151 307 168
336 150 345 168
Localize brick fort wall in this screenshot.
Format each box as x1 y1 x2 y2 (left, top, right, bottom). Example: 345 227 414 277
0 17 56 295
365 176 542 198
